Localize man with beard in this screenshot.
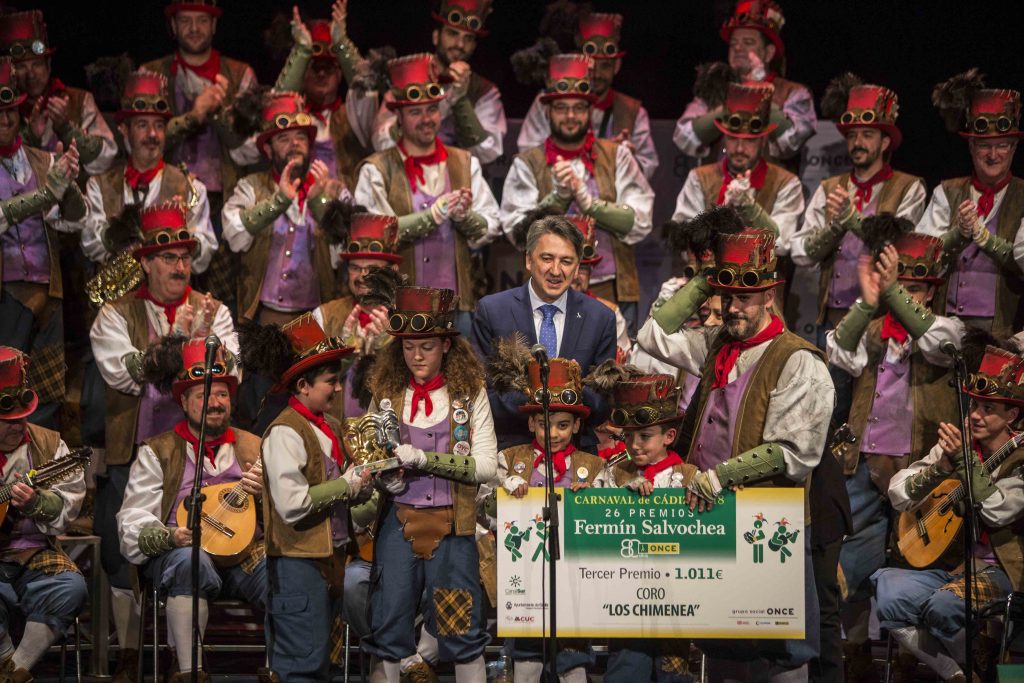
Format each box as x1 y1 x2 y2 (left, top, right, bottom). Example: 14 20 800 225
917 71 1024 338
500 53 652 333
673 0 816 165
142 0 260 226
517 12 659 180
637 215 834 681
371 0 506 166
0 10 116 176
90 203 236 683
672 81 803 256
356 53 500 337
223 91 351 326
80 69 216 273
0 56 86 429
117 338 261 683
792 79 924 336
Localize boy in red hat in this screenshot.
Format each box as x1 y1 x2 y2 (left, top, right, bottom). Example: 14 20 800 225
117 338 261 683
0 347 87 683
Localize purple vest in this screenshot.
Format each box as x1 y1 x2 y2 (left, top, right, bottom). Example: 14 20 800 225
411 178 458 293
322 449 350 546
860 349 913 456
0 163 49 284
679 372 701 412
6 449 46 551
166 447 243 524
136 318 184 444
690 362 757 471
827 231 866 311
946 212 998 318
569 176 616 282
258 211 320 311
342 364 365 420
393 419 453 508
528 453 573 488
169 82 222 192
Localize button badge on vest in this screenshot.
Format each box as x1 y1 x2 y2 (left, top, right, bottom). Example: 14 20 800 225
453 441 471 456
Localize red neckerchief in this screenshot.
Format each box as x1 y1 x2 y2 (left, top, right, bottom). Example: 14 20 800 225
19 77 67 118
544 128 596 177
173 420 236 468
309 96 342 124
409 374 446 421
532 439 576 480
125 159 164 190
0 135 22 159
713 314 784 388
880 311 909 345
135 283 191 327
270 169 315 210
357 311 372 327
598 440 627 461
592 89 615 112
972 173 1012 219
288 396 345 468
398 138 448 194
850 164 894 211
640 450 683 483
717 157 768 206
0 432 30 477
172 49 221 84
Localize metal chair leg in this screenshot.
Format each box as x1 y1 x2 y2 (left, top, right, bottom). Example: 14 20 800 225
1002 592 1016 664
59 633 66 683
884 630 894 683
343 623 350 683
137 585 148 683
75 617 82 683
152 586 160 683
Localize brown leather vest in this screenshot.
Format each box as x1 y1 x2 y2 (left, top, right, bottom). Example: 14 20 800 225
991 446 1024 590
844 319 958 474
610 459 692 488
26 423 60 469
235 172 338 322
501 443 604 486
815 170 922 323
608 91 641 138
0 147 63 299
357 146 477 310
95 162 190 223
102 289 220 466
520 139 640 301
694 160 794 214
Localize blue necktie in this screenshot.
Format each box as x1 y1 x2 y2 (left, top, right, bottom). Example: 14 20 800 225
538 304 559 357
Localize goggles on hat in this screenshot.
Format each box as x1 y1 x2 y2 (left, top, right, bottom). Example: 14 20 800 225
126 96 170 113
963 373 1008 397
444 8 483 32
0 86 17 105
8 40 46 60
715 266 771 288
682 264 717 279
724 112 765 134
186 363 226 379
149 228 192 245
389 312 442 333
533 387 581 406
581 40 620 58
396 82 444 102
610 406 662 427
0 388 35 413
274 111 313 129
552 78 591 96
581 243 597 260
310 42 331 58
840 109 878 125
348 239 386 254
897 261 931 278
970 114 1016 135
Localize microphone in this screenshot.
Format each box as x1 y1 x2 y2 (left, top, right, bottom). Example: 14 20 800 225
530 344 549 367
940 341 960 357
204 334 221 368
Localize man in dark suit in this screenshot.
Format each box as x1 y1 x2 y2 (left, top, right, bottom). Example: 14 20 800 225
474 215 616 449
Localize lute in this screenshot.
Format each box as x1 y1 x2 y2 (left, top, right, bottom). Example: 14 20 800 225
0 447 92 526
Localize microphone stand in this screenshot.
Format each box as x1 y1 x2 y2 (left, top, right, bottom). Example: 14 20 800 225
539 358 559 683
186 344 217 681
949 348 977 682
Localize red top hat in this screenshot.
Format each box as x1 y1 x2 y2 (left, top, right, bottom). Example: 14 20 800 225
307 20 335 61
577 13 625 60
340 213 402 264
0 347 37 421
172 339 238 402
609 374 683 430
387 287 459 338
165 0 223 18
710 227 782 292
714 81 777 138
0 58 25 111
432 0 493 37
835 84 902 150
720 0 785 60
132 201 197 261
387 54 445 110
960 89 1023 139
893 233 945 283
274 313 354 392
0 10 54 63
965 346 1024 407
565 215 601 266
256 91 317 151
518 358 590 418
118 70 173 123
541 53 596 104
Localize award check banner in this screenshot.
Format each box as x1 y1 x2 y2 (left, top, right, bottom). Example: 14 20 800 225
497 487 805 638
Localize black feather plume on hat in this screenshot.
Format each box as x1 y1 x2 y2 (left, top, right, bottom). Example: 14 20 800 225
512 205 563 249
510 37 561 87
105 203 144 253
861 213 913 254
352 354 377 410
320 201 366 247
693 62 737 109
820 72 863 121
231 85 270 141
932 68 986 134
140 334 188 394
358 266 404 309
538 0 592 51
961 326 1003 375
488 332 532 395
237 320 294 379
583 359 643 396
681 206 745 252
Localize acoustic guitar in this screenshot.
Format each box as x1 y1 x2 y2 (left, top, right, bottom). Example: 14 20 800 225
0 447 91 527
897 431 1024 569
175 461 261 566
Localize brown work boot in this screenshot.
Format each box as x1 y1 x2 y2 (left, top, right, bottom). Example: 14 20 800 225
843 641 879 682
110 648 139 683
167 671 211 683
891 653 920 683
400 661 440 683
0 659 32 683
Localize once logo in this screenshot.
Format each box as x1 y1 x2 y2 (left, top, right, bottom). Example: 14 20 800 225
767 608 794 616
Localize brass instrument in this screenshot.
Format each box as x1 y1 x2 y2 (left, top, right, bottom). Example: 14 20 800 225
179 163 199 210
85 247 143 308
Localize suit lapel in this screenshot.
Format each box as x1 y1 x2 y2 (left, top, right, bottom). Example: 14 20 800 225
510 282 537 345
560 289 584 359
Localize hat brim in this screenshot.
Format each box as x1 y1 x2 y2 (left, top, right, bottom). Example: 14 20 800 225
256 124 317 153
133 239 198 260
519 403 591 418
0 393 38 421
172 375 238 403
431 12 489 36
0 92 27 110
711 279 784 293
115 110 174 124
387 330 461 340
618 415 682 431
10 48 54 64
714 120 779 139
339 251 403 264
580 255 603 266
958 130 1024 139
966 390 1024 408
272 348 354 393
836 122 903 150
540 92 599 104
165 3 223 18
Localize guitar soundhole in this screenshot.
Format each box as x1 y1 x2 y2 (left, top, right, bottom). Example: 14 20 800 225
218 489 250 511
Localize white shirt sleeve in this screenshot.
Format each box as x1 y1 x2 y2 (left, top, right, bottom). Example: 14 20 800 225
188 177 217 273
629 105 659 180
772 175 807 257
672 97 712 158
917 315 965 366
498 155 541 245
636 317 714 378
262 425 315 526
221 176 258 253
470 387 498 485
463 85 506 165
897 178 928 224
345 88 381 150
981 464 1024 528
89 304 142 395
80 175 110 263
825 327 869 377
468 156 501 248
671 170 707 223
791 184 828 267
370 96 400 152
769 84 817 161
29 439 84 536
613 143 654 246
516 93 548 153
116 443 167 564
761 350 834 482
916 184 951 237
353 163 395 216
79 91 118 176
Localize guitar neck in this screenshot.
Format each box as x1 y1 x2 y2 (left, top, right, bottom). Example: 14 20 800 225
941 433 1024 508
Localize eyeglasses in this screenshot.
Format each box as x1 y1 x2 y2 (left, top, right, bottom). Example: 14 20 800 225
396 82 444 102
581 40 619 57
974 140 1016 153
274 112 313 129
533 387 580 405
0 388 35 413
7 40 46 60
445 8 483 31
715 267 769 288
550 102 590 115
896 262 931 278
348 240 386 254
610 406 662 427
186 363 226 379
152 252 193 266
347 263 375 275
725 112 765 134
969 115 1015 135
551 79 591 97
389 312 437 333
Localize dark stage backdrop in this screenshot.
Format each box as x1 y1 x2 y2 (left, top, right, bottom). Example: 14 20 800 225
30 0 1024 187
